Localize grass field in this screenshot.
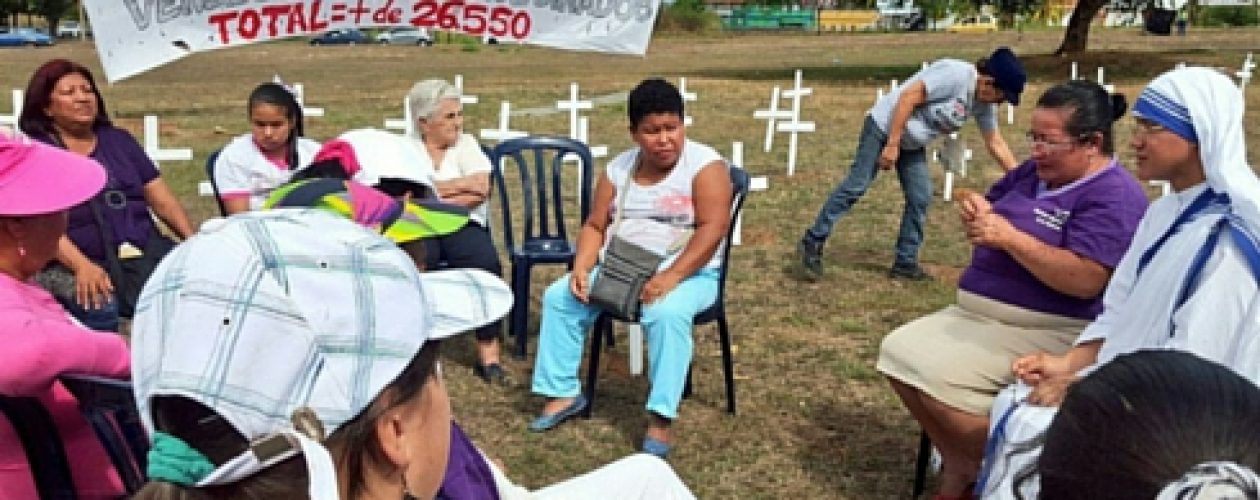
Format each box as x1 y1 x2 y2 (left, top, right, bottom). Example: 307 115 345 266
2 27 1259 498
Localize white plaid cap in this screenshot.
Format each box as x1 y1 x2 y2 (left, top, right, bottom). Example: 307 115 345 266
130 209 511 491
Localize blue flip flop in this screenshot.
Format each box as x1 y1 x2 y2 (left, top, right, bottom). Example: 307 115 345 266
641 436 672 459
528 395 589 432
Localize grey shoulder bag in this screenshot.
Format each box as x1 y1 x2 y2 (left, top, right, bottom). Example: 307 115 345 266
587 159 690 321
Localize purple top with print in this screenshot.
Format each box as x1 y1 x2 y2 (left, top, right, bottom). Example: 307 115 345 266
959 159 1148 319
31 126 159 263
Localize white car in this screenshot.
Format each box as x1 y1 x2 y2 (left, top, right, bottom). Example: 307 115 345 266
56 21 84 38
375 28 433 46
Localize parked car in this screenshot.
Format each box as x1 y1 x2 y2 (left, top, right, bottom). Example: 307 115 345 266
0 28 54 47
309 29 367 45
375 27 433 46
947 14 998 33
56 21 84 38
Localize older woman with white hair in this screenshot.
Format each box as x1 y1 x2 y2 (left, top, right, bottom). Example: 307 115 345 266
405 79 508 385
977 66 1260 499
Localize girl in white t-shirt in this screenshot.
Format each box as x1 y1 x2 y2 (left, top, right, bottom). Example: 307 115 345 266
213 82 320 214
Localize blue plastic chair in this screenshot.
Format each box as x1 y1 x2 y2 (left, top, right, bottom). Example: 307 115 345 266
490 136 594 358
60 375 149 495
205 149 227 217
0 395 77 499
582 166 750 417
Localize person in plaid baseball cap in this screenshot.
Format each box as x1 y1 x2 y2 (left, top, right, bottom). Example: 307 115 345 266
129 209 512 498
283 128 513 387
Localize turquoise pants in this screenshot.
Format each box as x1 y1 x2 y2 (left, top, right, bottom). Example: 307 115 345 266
531 267 719 419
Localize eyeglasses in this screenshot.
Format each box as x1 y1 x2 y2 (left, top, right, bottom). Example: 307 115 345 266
1133 120 1168 136
1025 132 1079 152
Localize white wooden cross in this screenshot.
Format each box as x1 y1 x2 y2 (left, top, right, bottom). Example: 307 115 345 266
678 77 697 126
556 82 592 143
777 69 815 176
383 98 414 136
756 85 786 151
940 132 972 201
1095 66 1115 94
1237 53 1255 92
290 83 324 118
1006 103 1015 125
478 101 527 144
453 74 479 106
143 115 192 169
753 86 790 153
477 101 528 192
573 116 609 198
0 89 23 137
576 116 608 159
730 142 768 246
1071 62 1079 80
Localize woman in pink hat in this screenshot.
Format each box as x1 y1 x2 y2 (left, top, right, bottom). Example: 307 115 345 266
18 59 194 332
0 136 131 499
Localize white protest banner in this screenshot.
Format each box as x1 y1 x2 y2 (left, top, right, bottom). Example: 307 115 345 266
86 0 663 82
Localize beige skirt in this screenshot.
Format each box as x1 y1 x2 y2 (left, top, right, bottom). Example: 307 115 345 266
876 290 1088 415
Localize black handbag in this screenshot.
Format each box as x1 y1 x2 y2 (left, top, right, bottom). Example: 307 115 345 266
87 199 175 318
587 159 690 321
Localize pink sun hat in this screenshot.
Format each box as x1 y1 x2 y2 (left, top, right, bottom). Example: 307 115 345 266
0 135 106 216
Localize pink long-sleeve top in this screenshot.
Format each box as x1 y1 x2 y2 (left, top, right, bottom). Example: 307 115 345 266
0 272 130 499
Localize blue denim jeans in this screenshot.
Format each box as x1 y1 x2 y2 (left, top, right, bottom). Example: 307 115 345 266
805 115 931 268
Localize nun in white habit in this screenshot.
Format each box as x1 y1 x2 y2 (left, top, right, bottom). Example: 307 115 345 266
975 67 1260 499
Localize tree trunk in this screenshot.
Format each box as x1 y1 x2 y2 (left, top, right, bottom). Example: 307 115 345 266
1054 0 1108 55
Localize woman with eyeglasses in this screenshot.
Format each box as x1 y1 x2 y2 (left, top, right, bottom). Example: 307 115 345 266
18 59 193 332
979 66 1260 499
877 80 1148 499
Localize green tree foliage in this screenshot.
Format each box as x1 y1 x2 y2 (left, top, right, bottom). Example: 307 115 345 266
31 0 73 33
0 0 28 26
658 0 721 32
1202 5 1259 26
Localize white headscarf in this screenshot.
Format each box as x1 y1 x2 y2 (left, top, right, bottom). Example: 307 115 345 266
1134 66 1260 235
1085 67 1260 373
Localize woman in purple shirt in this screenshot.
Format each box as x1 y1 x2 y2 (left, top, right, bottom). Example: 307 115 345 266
876 80 1149 498
19 59 193 331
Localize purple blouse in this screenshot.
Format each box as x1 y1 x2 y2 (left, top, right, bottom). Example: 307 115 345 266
32 126 159 263
958 159 1148 319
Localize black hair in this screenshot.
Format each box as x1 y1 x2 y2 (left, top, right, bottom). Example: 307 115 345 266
247 83 305 170
19 59 112 139
1017 350 1260 499
627 78 684 129
1035 80 1128 154
976 58 991 77
135 341 444 499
